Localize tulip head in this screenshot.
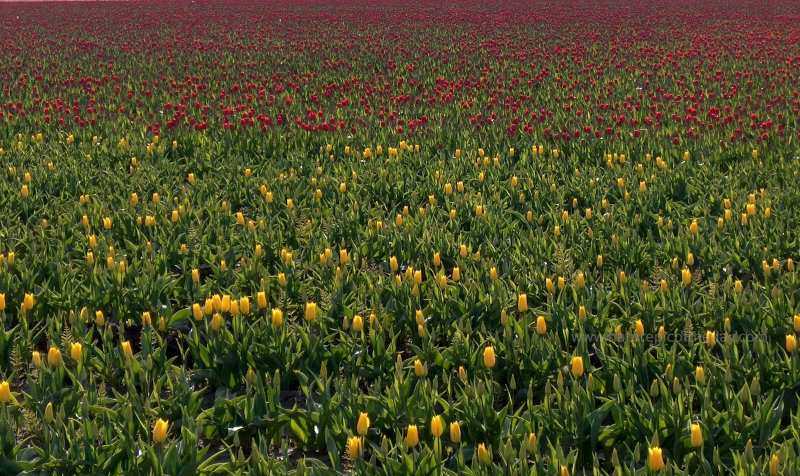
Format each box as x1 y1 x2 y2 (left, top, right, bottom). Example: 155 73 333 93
0 381 10 403
449 422 462 442
405 425 419 448
357 412 370 436
648 447 665 470
690 423 703 447
518 294 528 313
348 436 360 460
431 415 444 438
153 418 169 443
571 356 584 377
71 343 83 361
483 346 496 368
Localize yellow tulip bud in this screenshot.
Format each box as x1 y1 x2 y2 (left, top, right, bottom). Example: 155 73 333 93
648 447 665 470
431 415 444 438
71 343 83 361
44 402 54 423
450 422 462 443
706 331 716 348
48 347 62 366
571 356 584 377
696 366 706 385
414 359 425 377
305 302 318 321
0 381 10 403
483 346 496 368
357 412 370 436
690 423 703 447
23 293 34 311
536 316 547 335
405 425 419 449
153 418 169 443
211 313 222 331
348 436 360 460
477 443 491 465
121 341 133 360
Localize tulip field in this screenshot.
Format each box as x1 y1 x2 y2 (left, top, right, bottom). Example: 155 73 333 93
2 0 800 473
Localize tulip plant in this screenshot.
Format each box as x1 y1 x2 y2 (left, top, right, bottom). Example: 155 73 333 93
0 0 799 474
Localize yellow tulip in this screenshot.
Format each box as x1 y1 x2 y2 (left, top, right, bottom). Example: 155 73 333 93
299 302 317 324
210 313 222 331
431 415 444 438
48 347 62 366
695 366 706 385
635 320 644 338
414 359 425 377
71 343 83 361
257 292 267 309
0 381 10 403
706 331 716 348
518 294 528 313
787 334 797 353
477 443 491 465
357 412 370 436
348 436 360 459
450 422 462 443
571 356 584 377
352 315 363 332
153 418 169 443
690 423 703 447
483 346 496 368
536 316 547 335
682 268 692 286
23 293 34 311
527 433 538 454
648 447 665 470
121 341 133 359
405 425 419 448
